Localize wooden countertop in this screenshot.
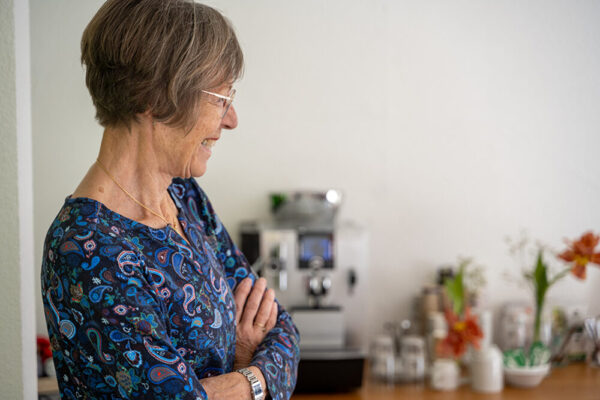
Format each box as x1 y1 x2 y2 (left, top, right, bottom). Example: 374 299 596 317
39 364 599 399
291 364 600 400
38 376 59 395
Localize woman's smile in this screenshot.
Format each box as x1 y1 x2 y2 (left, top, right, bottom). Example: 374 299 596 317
201 138 218 151
199 136 219 158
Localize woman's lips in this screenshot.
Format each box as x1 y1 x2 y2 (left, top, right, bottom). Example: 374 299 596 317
200 138 217 155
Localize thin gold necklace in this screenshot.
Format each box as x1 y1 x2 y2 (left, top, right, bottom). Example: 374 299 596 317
95 159 184 238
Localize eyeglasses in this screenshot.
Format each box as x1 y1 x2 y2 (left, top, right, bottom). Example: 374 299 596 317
201 88 236 118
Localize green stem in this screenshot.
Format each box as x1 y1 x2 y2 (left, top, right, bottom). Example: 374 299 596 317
534 267 569 342
549 267 571 286
533 296 543 343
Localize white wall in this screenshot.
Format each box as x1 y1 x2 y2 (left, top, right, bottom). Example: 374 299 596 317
2 0 36 398
33 0 600 340
32 0 104 335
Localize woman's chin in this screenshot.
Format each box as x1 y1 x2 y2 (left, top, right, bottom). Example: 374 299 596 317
189 162 208 178
189 147 211 177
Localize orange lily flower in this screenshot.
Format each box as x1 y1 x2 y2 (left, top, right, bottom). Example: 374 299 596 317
558 231 600 279
437 307 483 359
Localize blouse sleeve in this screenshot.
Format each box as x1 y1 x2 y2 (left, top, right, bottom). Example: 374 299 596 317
189 179 301 400
42 225 209 400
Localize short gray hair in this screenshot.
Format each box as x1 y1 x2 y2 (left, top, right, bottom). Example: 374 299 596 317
81 0 244 129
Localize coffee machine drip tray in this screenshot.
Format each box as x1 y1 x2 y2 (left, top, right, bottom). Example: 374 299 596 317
295 349 365 393
291 306 345 349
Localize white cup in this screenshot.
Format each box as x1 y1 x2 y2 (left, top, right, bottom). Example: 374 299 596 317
430 359 460 391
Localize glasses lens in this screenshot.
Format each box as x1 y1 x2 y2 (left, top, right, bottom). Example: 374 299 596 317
221 89 236 118
222 102 232 118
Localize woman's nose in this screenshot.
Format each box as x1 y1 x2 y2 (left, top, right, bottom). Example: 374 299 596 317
221 105 238 130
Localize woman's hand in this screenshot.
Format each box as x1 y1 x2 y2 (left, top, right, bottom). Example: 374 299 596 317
233 277 278 369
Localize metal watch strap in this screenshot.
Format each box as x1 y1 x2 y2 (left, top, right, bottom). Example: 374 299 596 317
237 367 265 400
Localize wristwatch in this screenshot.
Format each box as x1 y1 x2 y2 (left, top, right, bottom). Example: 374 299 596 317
237 367 265 400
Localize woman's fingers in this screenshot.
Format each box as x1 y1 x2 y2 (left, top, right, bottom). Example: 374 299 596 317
266 302 278 331
253 288 275 328
240 277 267 326
234 278 252 324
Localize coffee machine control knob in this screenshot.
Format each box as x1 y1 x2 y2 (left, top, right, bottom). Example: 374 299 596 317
308 274 332 308
322 276 332 292
308 276 321 295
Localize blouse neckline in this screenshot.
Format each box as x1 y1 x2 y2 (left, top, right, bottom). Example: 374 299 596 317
63 181 188 242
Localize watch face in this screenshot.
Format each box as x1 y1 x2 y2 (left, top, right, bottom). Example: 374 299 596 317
252 380 264 397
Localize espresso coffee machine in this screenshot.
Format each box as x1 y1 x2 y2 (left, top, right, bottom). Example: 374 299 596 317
240 190 368 392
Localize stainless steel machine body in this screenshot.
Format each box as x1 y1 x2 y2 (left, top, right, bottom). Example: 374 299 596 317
239 190 369 392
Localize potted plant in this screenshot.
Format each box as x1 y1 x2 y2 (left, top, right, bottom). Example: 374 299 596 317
430 259 487 391
503 231 600 387
437 260 484 359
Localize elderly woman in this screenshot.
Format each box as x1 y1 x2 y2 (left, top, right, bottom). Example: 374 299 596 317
40 1 299 399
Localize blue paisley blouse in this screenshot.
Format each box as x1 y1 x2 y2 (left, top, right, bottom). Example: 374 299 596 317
41 178 300 399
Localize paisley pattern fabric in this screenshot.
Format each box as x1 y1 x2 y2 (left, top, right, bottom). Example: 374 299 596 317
41 178 300 399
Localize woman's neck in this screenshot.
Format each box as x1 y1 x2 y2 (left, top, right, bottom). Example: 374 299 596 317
72 121 179 228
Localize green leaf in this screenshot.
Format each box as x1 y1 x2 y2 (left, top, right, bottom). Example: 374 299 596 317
270 193 287 212
534 250 549 307
533 250 549 341
444 264 465 315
